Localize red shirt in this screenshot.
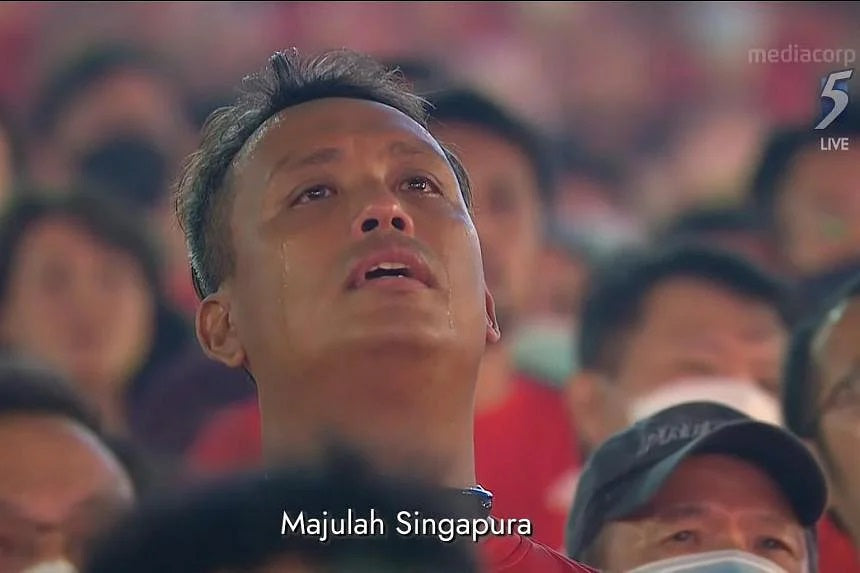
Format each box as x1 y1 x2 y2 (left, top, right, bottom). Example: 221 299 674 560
818 514 860 573
475 376 582 551
187 397 261 475
482 534 597 572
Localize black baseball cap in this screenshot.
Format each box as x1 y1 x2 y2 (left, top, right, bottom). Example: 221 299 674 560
565 401 827 561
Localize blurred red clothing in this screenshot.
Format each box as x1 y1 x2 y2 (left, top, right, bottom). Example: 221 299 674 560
482 534 596 572
474 376 581 551
818 514 860 573
188 376 581 552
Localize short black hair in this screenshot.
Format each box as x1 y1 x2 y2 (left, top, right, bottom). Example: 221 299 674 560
85 450 480 573
427 87 555 203
658 205 761 244
175 48 472 299
0 355 101 431
33 43 183 136
783 273 860 440
554 137 626 202
0 189 161 306
578 245 790 373
750 104 860 228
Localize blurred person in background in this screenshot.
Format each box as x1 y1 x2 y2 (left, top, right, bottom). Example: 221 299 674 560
514 229 593 389
427 88 581 550
750 106 860 315
86 450 481 573
656 204 780 274
551 139 639 260
0 357 136 573
176 48 592 572
568 246 790 456
783 275 860 573
0 191 190 442
565 401 826 573
28 44 198 314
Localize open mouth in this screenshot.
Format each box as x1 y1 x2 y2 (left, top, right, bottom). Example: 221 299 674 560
347 248 435 290
364 262 413 281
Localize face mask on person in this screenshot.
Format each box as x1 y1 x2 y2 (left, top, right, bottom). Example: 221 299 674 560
627 550 790 573
20 560 78 573
628 378 782 426
78 133 169 208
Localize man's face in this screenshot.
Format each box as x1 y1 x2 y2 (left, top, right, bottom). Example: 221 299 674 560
813 297 860 530
598 454 807 573
777 147 860 276
0 414 134 570
431 123 541 330
615 278 785 396
571 277 785 446
0 219 156 395
201 98 495 413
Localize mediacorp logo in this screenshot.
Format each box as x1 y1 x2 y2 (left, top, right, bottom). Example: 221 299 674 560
816 69 854 152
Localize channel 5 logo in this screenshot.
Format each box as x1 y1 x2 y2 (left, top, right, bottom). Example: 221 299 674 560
815 68 854 130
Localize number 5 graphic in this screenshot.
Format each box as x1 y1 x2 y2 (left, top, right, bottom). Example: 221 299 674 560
815 69 854 130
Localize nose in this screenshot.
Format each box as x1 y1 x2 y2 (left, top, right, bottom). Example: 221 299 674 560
351 200 415 238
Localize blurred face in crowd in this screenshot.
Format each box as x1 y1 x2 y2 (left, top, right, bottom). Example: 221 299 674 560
197 98 497 459
531 245 589 321
0 218 156 398
777 146 860 276
812 296 860 541
431 123 541 331
593 454 807 573
571 278 786 447
37 68 192 191
0 414 133 571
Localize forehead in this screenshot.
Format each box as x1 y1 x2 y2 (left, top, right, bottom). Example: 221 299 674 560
236 97 444 171
639 276 778 326
432 122 537 179
0 414 131 500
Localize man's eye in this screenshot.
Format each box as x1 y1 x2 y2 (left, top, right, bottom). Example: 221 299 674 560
667 530 697 544
293 185 335 205
401 176 440 195
758 536 794 554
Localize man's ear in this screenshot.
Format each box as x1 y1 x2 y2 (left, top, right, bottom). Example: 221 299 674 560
196 288 246 368
568 369 614 451
485 288 501 344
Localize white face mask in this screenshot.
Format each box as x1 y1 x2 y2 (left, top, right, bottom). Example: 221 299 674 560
20 560 78 573
627 550 790 573
628 378 782 426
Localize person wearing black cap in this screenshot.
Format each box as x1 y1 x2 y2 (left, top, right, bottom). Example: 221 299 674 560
566 401 827 573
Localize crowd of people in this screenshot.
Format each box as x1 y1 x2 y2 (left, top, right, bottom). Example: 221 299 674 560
0 5 859 572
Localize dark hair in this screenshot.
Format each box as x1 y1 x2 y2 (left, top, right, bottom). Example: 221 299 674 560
750 104 860 228
658 205 761 244
578 245 790 373
0 189 161 306
427 87 555 203
0 355 101 430
33 44 183 136
783 273 860 440
85 449 480 573
175 49 472 299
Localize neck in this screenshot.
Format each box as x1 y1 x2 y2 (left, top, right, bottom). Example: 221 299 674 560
475 342 515 412
258 348 479 488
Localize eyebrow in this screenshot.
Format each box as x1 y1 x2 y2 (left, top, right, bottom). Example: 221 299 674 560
265 139 443 185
